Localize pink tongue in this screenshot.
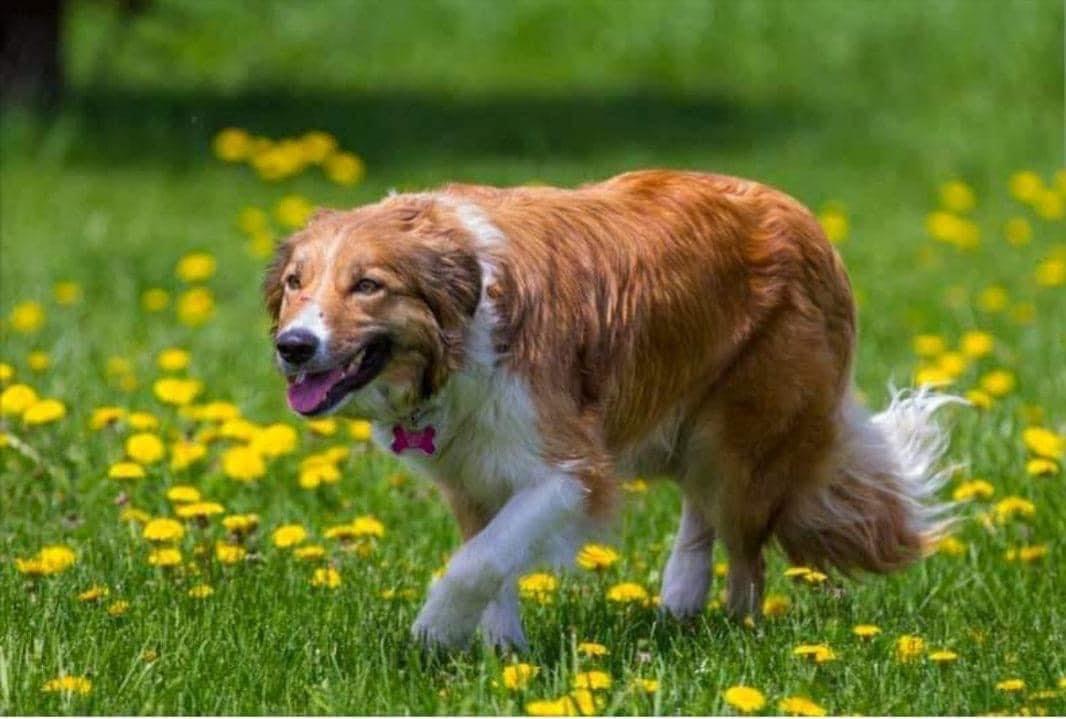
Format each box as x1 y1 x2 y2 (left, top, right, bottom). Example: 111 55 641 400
287 368 345 414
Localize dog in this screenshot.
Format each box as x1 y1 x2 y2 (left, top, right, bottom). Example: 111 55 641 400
264 170 958 650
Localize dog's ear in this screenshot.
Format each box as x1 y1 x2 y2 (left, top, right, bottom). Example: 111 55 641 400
263 239 294 333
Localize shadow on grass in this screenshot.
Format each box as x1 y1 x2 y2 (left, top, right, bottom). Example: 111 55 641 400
7 87 816 171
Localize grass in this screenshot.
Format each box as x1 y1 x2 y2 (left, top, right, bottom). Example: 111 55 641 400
1 0 1064 714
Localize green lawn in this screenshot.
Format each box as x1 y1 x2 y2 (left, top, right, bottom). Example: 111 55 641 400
1 0 1064 714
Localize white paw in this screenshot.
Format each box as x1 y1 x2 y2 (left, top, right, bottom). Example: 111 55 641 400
480 599 528 652
411 579 489 650
661 552 711 619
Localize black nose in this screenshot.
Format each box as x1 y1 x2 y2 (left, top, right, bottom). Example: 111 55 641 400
275 329 319 365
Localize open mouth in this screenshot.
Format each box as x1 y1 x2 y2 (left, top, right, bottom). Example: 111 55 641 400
285 337 392 416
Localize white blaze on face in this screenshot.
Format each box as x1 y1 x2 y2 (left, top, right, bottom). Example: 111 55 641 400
280 301 330 353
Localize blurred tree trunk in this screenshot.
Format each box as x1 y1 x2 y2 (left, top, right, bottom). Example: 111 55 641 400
1 0 64 106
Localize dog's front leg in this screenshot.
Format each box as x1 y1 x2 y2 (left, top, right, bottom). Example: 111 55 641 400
412 475 586 650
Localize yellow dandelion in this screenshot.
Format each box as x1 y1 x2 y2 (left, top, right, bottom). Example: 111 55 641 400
577 642 609 657
723 685 766 713
237 205 269 234
323 151 365 186
853 624 882 639
127 411 159 430
1004 217 1032 246
965 389 993 409
980 369 1015 397
518 572 559 604
307 418 337 436
960 330 994 359
929 650 959 663
175 252 216 283
15 544 76 576
9 301 45 333
311 567 341 588
997 678 1026 692
299 460 340 489
793 643 837 663
148 547 182 567
1 383 38 415
108 461 145 481
525 697 576 716
156 348 190 372
89 405 125 430
299 130 338 163
1022 427 1063 460
250 422 299 457
348 419 374 441
53 281 82 305
166 485 201 503
221 445 266 481
978 285 1009 313
778 696 827 716
573 670 612 690
215 542 246 564
176 501 224 520
576 543 620 570
939 180 976 212
119 507 151 524
502 662 539 690
994 496 1036 523
275 194 313 229
937 536 966 557
27 350 50 372
622 477 648 493
23 398 67 425
912 334 946 357
222 513 259 535
1026 458 1059 476
896 634 925 662
188 584 214 599
818 207 849 243
153 377 203 406
633 678 660 694
107 599 130 616
1035 258 1065 287
170 440 207 471
294 544 327 561
0 362 13 383
177 287 215 326
606 582 649 604
143 518 184 543
762 593 791 617
272 523 308 548
42 675 92 695
1009 170 1043 202
141 288 170 312
953 478 994 502
77 585 109 602
126 432 165 464
213 127 252 162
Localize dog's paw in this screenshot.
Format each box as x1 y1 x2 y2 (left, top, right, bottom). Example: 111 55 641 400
480 601 528 653
411 580 485 651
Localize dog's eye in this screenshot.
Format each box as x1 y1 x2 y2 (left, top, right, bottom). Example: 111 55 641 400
284 274 301 291
353 278 382 295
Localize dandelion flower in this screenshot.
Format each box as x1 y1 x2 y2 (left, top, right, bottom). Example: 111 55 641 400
42 675 91 695
622 477 648 493
939 180 976 212
275 194 314 229
578 642 609 657
77 585 109 602
348 419 373 441
1 383 38 415
15 545 76 576
299 461 340 489
502 662 539 690
853 624 882 639
1035 258 1065 287
176 501 225 520
896 634 925 662
979 370 1015 397
606 582 648 604
573 670 611 690
576 543 619 570
177 287 215 326
213 127 252 162
9 301 45 333
762 593 791 617
222 513 259 535
170 440 207 471
311 567 341 588
141 288 170 312
251 422 299 457
108 461 145 480
937 536 966 556
633 678 659 693
89 405 125 429
912 334 946 357
1022 427 1063 460
222 445 266 481
126 432 165 464
1009 171 1043 202
27 351 50 372
978 286 1009 313
723 685 766 713
188 584 214 599
53 281 82 305
166 485 201 503
1026 458 1059 476
23 398 66 425
148 547 182 567
929 650 959 663
519 572 558 604
959 330 994 358
994 496 1036 523
323 152 365 186
817 208 849 243
175 252 216 283
525 696 576 716
127 411 159 430
143 518 184 542
953 479 994 502
215 542 246 564
997 678 1026 692
107 600 130 616
778 696 827 716
294 544 327 561
793 644 837 663
272 523 308 548
306 418 337 436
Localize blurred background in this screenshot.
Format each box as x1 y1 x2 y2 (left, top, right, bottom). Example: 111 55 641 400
0 0 1061 412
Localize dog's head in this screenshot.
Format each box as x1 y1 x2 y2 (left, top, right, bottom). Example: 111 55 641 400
264 195 482 421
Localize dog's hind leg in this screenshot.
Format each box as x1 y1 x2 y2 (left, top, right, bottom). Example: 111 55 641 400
661 496 716 619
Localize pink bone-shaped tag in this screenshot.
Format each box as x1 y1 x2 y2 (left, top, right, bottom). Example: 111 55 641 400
390 425 436 455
